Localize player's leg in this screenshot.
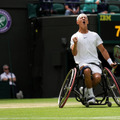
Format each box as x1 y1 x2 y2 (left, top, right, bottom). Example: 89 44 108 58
87 65 102 103
92 73 101 87
84 68 92 88
83 64 102 103
83 68 95 103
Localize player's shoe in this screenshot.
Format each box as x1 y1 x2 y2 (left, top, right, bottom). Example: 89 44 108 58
87 97 95 104
79 87 88 98
79 87 95 103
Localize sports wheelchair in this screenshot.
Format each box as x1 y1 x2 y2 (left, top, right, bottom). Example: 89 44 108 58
58 45 120 108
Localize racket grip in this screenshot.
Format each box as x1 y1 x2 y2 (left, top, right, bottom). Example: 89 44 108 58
112 68 115 73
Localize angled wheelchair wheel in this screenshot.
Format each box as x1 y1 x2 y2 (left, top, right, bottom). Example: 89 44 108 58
58 68 77 108
103 67 120 106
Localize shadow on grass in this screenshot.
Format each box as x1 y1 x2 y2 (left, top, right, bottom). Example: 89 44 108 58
63 105 119 109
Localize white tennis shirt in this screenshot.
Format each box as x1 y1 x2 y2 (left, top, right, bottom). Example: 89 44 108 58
70 31 103 67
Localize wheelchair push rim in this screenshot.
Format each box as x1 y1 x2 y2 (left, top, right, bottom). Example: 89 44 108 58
58 68 77 108
104 67 120 106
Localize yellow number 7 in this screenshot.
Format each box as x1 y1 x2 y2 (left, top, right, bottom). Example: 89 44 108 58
115 25 120 37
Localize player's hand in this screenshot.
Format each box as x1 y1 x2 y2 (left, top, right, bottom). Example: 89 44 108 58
111 62 117 68
73 37 78 44
111 63 118 73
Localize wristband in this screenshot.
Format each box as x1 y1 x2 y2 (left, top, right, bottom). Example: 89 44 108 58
107 58 113 65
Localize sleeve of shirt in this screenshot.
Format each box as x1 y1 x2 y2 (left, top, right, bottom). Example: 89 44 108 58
0 74 3 80
96 33 103 47
0 73 6 80
12 73 16 78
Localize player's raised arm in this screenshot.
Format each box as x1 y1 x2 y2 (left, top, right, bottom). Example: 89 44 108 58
71 37 78 56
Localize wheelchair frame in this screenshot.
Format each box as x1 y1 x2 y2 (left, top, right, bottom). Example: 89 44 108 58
58 64 120 108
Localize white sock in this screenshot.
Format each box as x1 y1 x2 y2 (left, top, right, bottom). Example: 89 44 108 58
79 87 88 94
87 88 95 98
84 88 88 93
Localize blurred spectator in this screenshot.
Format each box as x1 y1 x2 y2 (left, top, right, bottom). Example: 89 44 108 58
65 0 80 15
1 65 16 85
39 0 53 16
0 65 23 99
96 0 109 14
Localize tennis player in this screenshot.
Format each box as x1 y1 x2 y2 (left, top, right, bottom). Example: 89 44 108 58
70 13 116 103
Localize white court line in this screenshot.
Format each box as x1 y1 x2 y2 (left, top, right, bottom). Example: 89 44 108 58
0 116 120 120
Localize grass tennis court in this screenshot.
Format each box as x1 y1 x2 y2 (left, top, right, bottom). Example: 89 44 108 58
0 98 120 120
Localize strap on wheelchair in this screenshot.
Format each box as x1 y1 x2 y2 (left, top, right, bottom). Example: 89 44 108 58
88 62 102 69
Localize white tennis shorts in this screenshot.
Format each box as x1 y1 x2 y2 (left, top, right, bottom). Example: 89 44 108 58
79 63 102 74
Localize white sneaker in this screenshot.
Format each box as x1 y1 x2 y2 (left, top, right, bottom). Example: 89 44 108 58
87 88 95 103
87 97 95 104
79 87 88 98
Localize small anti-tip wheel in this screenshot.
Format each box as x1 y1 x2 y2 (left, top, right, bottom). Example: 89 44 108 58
108 102 112 107
85 103 89 107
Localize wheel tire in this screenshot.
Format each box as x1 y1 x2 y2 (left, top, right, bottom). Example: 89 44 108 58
108 102 112 107
58 68 77 108
85 103 89 107
103 67 120 106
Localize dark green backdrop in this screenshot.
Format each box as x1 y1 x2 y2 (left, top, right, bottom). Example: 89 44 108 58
0 0 117 98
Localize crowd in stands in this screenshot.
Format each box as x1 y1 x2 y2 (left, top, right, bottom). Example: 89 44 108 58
39 0 54 16
27 0 120 18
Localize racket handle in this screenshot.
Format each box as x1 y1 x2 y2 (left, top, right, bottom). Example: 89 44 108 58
111 64 118 73
112 68 115 73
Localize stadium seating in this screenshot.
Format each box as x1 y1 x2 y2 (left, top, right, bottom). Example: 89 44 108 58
27 0 120 17
109 5 120 13
53 3 65 15
82 0 97 13
28 3 38 19
80 4 84 13
85 0 95 3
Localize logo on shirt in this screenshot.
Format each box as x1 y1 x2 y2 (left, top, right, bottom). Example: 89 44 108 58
0 9 12 33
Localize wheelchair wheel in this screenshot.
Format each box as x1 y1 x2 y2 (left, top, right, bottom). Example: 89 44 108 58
103 67 120 106
58 68 77 108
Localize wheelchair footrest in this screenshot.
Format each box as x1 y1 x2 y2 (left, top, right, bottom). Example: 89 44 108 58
85 99 112 107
